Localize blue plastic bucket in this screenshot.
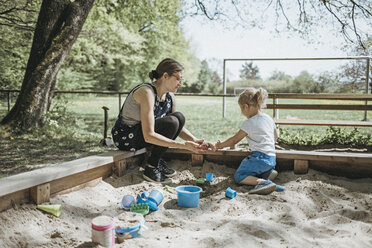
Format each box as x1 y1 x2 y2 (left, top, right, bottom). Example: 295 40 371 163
148 189 164 205
175 185 203 208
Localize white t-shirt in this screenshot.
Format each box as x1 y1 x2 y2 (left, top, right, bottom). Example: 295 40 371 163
240 113 276 156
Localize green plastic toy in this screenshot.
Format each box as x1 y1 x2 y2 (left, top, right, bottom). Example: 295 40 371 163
130 203 149 216
164 185 176 194
196 178 206 184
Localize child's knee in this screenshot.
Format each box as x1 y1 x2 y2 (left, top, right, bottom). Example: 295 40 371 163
234 171 243 183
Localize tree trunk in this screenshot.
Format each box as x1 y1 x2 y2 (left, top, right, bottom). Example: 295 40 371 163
1 0 95 129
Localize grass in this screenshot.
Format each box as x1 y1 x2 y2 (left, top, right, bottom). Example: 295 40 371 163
58 95 372 141
0 132 106 176
0 94 371 177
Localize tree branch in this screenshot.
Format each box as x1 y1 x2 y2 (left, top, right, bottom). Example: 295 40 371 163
230 0 246 24
0 7 16 15
0 0 37 31
349 0 372 17
191 0 371 49
194 0 219 20
350 4 364 49
276 0 300 33
321 0 350 41
0 22 34 31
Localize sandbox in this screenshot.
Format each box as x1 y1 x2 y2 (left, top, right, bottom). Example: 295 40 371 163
0 149 371 247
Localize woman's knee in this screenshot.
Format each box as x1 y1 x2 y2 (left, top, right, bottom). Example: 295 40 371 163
156 115 180 136
171 112 185 127
166 115 180 130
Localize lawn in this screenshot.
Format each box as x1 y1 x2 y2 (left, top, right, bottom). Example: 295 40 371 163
60 94 372 141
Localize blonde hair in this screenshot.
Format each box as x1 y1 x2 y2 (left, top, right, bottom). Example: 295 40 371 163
238 87 268 109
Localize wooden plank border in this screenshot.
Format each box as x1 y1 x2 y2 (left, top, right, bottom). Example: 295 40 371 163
1 147 371 212
164 148 372 163
0 148 147 212
164 148 372 178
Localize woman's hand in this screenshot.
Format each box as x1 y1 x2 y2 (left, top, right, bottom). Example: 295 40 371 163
200 141 216 151
184 141 203 153
193 138 204 145
193 139 216 151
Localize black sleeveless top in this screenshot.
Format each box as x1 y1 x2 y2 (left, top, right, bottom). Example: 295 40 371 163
111 83 173 151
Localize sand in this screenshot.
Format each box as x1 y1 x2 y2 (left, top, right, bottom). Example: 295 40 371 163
0 159 371 248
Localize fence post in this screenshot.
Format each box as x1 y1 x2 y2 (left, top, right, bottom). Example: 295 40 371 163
222 59 226 118
273 96 279 119
7 91 11 112
102 106 109 139
118 93 122 112
364 58 370 121
99 106 110 146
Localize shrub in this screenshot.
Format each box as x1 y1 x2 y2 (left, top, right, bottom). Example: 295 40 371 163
278 126 372 147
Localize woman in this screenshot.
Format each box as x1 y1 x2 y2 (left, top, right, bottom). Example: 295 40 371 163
112 58 209 183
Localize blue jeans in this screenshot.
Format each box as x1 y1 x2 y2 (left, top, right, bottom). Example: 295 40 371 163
234 151 276 183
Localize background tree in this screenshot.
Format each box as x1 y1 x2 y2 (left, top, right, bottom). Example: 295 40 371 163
269 70 292 83
240 62 261 80
59 0 199 92
337 61 367 93
190 0 372 49
316 71 339 93
0 0 39 90
337 37 372 93
292 71 322 93
1 0 200 129
1 0 95 129
180 60 221 93
265 70 293 93
210 71 222 93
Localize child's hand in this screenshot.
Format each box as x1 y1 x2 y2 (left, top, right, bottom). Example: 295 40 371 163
199 142 209 150
206 142 216 151
215 140 223 150
198 141 216 151
193 139 216 151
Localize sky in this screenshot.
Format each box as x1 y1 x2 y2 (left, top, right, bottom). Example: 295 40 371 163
180 16 353 81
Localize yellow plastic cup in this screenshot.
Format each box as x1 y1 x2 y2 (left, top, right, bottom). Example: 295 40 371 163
37 204 62 217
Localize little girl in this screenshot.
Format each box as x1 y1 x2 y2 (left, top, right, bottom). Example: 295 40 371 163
215 87 279 195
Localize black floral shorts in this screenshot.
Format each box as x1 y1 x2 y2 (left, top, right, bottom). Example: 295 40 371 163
111 122 141 151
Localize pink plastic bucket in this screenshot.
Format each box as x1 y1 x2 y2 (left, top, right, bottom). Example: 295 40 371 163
92 216 115 247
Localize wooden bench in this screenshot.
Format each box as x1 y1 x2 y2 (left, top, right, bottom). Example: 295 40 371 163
274 119 372 127
0 148 147 212
265 94 372 127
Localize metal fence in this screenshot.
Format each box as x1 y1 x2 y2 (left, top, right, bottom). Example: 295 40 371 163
1 89 371 124
0 89 238 113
